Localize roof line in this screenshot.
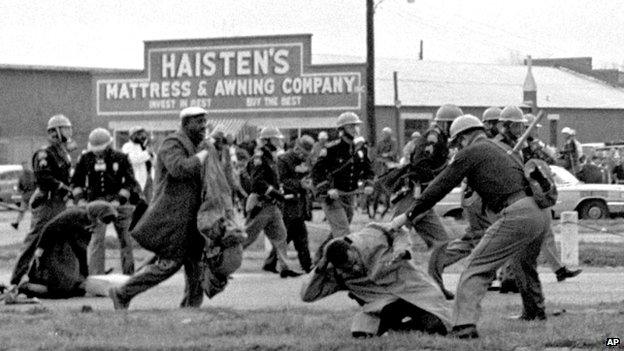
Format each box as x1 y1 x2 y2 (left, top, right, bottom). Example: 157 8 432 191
0 63 139 74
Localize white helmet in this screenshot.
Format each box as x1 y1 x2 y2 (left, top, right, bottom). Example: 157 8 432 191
449 114 485 142
336 112 362 128
561 127 575 135
499 106 527 123
47 114 72 130
88 128 113 152
259 126 284 139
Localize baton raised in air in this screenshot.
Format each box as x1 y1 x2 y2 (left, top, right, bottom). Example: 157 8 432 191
511 110 546 153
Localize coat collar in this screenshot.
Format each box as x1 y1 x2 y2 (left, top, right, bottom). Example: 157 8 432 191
170 130 198 155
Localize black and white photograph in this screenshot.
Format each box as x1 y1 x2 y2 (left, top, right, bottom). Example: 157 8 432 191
0 0 622 349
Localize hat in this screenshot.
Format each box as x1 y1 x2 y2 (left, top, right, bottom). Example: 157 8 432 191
561 127 575 135
411 131 421 138
87 128 113 152
180 107 207 119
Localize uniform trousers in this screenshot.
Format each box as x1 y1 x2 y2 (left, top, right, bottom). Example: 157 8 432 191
392 194 449 249
88 204 135 275
243 204 292 272
115 255 203 307
10 197 66 285
428 193 494 294
263 216 312 272
321 194 355 238
452 197 550 326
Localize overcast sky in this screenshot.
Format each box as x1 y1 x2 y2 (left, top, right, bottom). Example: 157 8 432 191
0 0 622 70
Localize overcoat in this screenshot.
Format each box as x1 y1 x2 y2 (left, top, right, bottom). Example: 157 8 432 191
301 225 452 333
131 131 203 258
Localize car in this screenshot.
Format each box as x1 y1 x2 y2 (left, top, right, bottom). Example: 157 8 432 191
434 165 624 220
0 164 24 207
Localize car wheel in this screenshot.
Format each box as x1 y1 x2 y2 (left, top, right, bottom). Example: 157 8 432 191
578 200 608 220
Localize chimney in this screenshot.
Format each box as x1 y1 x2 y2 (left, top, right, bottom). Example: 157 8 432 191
523 55 537 114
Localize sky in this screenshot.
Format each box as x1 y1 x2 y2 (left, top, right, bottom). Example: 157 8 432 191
0 0 622 70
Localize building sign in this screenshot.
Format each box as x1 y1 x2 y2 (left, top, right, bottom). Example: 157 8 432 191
95 35 365 116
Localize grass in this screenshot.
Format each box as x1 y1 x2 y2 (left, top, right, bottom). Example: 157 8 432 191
0 302 622 350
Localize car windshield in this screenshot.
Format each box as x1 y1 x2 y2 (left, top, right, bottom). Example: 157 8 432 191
549 165 580 186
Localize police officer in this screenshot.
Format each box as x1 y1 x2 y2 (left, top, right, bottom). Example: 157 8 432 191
481 106 502 138
522 114 556 164
243 126 301 278
71 128 138 275
263 135 315 273
497 107 581 284
391 104 462 249
311 112 374 244
387 114 551 338
10 114 73 286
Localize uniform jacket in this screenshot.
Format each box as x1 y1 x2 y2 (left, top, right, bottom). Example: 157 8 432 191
301 225 452 332
407 135 526 220
121 141 153 191
247 146 280 198
278 149 310 220
311 137 374 193
131 130 204 259
32 141 72 194
71 147 138 202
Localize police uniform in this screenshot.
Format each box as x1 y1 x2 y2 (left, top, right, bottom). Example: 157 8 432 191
390 124 450 249
242 145 294 275
427 184 497 299
263 149 313 272
71 148 138 275
311 137 374 238
404 134 550 326
10 142 72 285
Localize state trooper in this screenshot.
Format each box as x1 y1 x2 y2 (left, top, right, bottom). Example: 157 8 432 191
71 128 138 275
311 112 374 250
263 135 316 273
387 114 551 339
495 108 581 287
10 114 74 286
390 104 462 250
243 126 301 278
481 106 502 138
522 114 556 165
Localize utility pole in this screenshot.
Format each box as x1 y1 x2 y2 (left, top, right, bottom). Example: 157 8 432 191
366 0 376 146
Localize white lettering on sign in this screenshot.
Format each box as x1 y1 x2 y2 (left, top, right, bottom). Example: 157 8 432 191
281 76 356 95
106 81 191 99
273 49 289 74
149 99 177 109
213 78 276 96
160 49 287 79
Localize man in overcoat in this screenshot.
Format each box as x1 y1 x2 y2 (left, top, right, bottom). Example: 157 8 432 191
301 224 451 337
109 106 212 310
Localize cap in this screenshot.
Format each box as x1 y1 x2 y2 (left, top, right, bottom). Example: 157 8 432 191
179 106 207 119
411 131 421 138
